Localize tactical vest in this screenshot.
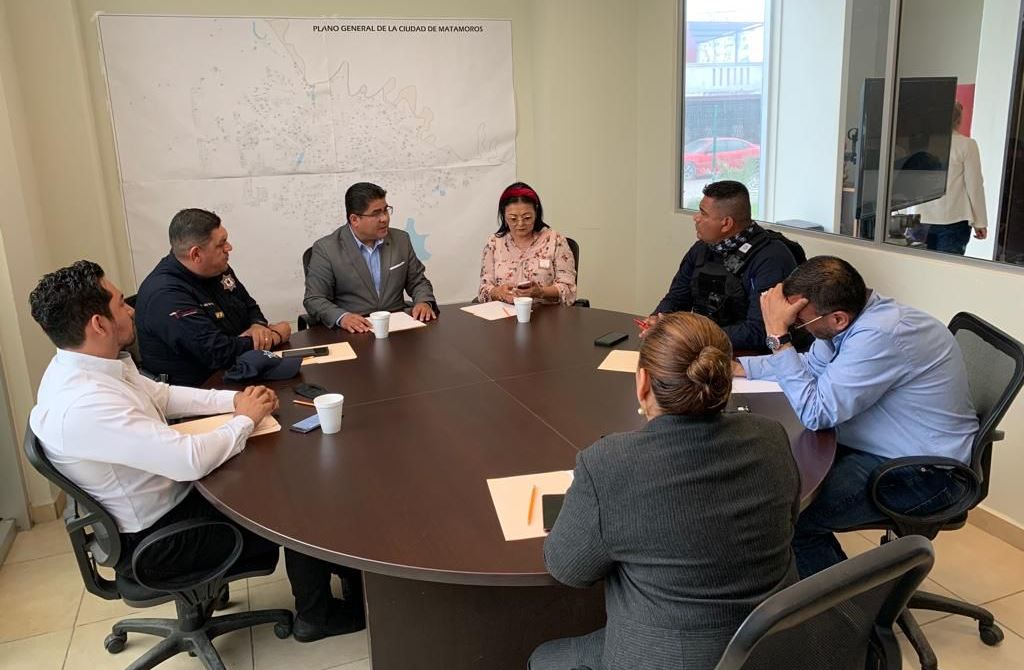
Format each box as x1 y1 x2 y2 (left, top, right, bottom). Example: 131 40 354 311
690 227 775 327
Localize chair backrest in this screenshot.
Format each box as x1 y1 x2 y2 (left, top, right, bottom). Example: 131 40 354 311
949 312 1024 499
713 535 934 670
302 246 313 277
22 423 122 601
566 237 580 280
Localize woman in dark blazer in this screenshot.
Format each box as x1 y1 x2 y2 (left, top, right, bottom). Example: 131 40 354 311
530 313 801 670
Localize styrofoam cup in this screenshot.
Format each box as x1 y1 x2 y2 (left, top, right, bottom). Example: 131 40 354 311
369 311 390 339
314 393 344 434
513 296 533 323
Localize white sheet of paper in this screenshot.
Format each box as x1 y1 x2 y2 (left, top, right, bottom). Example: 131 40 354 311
172 413 280 437
299 342 357 366
597 349 640 373
460 301 517 321
486 470 575 541
388 311 428 332
732 378 783 394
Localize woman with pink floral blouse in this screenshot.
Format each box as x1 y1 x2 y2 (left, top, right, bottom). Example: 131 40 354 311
477 182 577 305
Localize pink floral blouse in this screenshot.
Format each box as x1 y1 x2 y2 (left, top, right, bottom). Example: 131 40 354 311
477 228 577 305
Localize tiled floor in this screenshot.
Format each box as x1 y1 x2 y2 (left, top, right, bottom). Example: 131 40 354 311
1 520 1023 669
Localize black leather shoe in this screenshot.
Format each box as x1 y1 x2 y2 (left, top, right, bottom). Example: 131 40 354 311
293 599 366 643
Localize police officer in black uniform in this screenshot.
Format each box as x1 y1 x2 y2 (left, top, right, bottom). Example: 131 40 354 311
647 181 802 353
135 208 293 387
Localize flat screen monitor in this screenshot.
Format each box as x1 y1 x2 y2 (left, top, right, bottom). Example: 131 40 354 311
854 76 957 226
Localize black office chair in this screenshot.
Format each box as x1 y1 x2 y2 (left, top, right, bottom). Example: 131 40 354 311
23 425 293 669
123 295 168 383
297 246 315 331
565 237 590 308
854 312 1024 670
714 535 935 670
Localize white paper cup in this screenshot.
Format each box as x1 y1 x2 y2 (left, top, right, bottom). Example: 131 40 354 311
369 311 390 339
313 393 344 434
513 297 533 323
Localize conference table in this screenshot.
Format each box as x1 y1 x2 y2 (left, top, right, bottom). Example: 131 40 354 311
197 304 836 670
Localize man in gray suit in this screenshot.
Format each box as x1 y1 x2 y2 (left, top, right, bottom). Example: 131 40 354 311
303 182 437 333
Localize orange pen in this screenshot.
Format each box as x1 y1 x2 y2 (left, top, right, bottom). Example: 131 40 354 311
527 485 538 524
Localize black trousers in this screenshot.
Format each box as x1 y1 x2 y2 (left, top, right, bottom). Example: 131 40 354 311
117 487 360 622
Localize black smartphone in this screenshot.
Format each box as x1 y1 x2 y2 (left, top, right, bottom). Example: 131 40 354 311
594 331 628 347
280 346 330 359
289 414 321 433
293 383 327 400
542 494 565 531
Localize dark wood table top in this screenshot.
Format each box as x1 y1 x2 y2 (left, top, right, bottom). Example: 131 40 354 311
198 304 835 586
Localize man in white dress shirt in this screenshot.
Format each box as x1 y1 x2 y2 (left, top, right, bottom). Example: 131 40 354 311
28 260 364 642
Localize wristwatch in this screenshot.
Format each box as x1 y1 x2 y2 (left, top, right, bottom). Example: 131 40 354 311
766 333 792 352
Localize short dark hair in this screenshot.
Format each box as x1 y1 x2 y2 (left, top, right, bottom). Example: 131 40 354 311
169 208 221 257
782 256 868 316
495 181 550 238
702 180 752 227
345 182 387 220
29 260 112 349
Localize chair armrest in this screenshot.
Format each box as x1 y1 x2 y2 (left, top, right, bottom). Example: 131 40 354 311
868 457 981 534
131 519 242 594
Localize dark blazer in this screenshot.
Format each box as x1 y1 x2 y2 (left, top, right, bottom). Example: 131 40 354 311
543 412 801 670
302 226 436 327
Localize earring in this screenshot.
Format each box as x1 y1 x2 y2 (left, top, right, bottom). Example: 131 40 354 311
637 406 646 417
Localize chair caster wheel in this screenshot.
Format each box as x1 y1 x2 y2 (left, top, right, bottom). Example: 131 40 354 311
980 623 1004 646
104 632 127 654
274 621 293 639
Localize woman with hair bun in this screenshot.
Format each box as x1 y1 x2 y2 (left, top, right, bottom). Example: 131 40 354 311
530 313 800 670
477 181 577 305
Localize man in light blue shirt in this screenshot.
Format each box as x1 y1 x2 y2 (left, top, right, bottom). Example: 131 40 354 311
736 256 978 577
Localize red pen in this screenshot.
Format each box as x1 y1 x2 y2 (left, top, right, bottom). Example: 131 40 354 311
633 318 650 331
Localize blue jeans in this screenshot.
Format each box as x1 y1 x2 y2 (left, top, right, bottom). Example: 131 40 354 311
925 220 971 256
793 446 969 578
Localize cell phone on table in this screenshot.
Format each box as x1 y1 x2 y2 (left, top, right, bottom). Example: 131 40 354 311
293 383 327 400
542 494 565 531
289 414 321 434
280 346 330 359
594 331 628 347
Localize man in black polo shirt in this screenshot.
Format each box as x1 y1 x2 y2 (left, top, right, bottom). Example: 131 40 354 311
135 208 293 386
645 181 802 352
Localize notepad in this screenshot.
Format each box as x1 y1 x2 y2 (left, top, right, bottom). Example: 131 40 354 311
171 413 280 437
597 349 640 373
299 342 357 366
732 378 783 394
460 301 516 321
486 470 575 541
387 310 428 332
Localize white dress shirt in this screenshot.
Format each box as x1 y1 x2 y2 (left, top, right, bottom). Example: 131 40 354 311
908 132 988 228
29 349 253 532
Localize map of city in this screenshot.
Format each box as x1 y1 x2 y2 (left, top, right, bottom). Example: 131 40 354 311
99 15 516 321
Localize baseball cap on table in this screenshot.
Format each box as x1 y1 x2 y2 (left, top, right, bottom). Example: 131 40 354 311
224 350 301 382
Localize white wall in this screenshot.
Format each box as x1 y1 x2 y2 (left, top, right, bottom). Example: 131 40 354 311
966 0 1022 260
766 0 846 230
899 0 983 82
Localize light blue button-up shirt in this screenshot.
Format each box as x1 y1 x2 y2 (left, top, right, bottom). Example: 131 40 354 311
350 226 384 295
740 291 977 462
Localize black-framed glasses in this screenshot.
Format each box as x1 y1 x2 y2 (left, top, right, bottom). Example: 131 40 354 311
355 205 393 220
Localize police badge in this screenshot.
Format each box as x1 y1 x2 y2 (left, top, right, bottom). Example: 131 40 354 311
220 273 237 292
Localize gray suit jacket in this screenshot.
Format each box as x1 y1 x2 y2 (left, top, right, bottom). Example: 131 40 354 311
543 412 800 670
303 226 436 327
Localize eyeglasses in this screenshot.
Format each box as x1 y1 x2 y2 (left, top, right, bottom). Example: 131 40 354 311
793 313 829 330
355 205 393 220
